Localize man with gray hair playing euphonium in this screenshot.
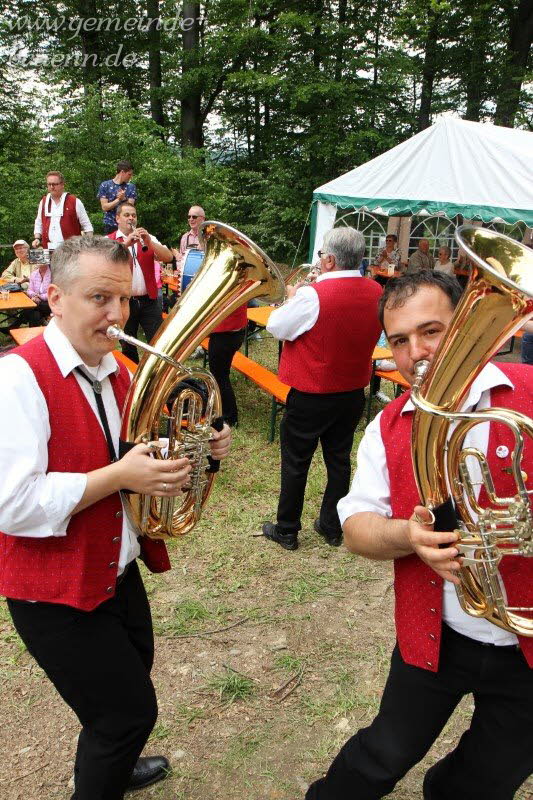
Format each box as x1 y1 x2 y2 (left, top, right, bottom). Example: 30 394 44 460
262 227 383 550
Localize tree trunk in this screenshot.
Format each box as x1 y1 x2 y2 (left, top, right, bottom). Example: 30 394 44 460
181 2 203 148
417 9 440 132
494 0 533 127
76 0 102 110
146 0 165 134
463 6 487 122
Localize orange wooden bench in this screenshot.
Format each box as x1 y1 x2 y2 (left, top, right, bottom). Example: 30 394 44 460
201 338 289 441
9 326 45 345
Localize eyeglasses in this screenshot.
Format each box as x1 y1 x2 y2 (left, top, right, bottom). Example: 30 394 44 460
188 214 199 219
386 238 394 242
318 250 329 258
47 182 62 187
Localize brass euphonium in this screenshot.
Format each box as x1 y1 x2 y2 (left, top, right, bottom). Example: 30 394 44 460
108 221 285 540
285 263 320 287
411 226 533 636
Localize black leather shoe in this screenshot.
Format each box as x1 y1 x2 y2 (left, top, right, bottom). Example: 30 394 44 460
314 519 342 547
262 521 298 551
126 755 170 793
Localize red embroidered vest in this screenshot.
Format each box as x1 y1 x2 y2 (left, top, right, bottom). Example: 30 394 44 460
213 303 247 333
40 193 82 248
380 362 533 671
107 231 158 300
279 277 383 393
0 336 170 611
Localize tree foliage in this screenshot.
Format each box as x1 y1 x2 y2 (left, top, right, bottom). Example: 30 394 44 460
0 0 531 258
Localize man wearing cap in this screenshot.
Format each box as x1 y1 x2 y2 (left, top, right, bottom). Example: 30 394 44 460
2 240 32 289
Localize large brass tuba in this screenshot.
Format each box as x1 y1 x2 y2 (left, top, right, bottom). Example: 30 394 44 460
410 226 533 636
108 221 284 540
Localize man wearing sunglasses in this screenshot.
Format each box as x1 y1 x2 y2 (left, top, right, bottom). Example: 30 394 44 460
175 205 205 267
32 172 93 250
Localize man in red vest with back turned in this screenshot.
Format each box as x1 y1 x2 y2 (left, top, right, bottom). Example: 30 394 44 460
32 171 93 250
0 235 231 799
306 270 533 799
263 227 383 550
108 202 172 363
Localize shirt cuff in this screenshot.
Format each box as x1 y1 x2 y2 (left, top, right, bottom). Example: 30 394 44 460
39 473 88 536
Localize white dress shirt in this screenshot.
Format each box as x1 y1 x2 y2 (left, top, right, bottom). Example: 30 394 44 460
338 362 518 647
34 193 93 248
266 270 362 341
114 230 160 297
0 320 140 574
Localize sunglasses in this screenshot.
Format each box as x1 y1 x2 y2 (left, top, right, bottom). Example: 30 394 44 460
47 182 63 187
188 214 199 219
318 250 329 258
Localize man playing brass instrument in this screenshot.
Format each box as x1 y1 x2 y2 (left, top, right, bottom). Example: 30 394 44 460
0 236 231 799
307 271 533 799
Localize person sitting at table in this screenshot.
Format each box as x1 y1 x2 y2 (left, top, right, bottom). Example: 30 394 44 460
26 262 52 323
407 238 433 273
2 240 32 289
434 245 454 276
375 233 401 271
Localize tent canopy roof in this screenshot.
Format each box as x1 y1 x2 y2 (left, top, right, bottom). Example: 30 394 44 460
313 118 533 225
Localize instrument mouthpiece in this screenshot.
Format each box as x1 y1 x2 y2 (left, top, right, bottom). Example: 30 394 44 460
414 360 430 379
106 325 122 340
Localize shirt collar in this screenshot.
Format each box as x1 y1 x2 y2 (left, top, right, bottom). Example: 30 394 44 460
317 269 361 281
401 362 514 415
43 318 119 380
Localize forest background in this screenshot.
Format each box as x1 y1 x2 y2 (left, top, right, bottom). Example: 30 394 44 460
0 0 532 262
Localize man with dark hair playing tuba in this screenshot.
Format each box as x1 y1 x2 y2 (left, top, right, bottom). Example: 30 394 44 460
0 235 231 799
306 270 533 800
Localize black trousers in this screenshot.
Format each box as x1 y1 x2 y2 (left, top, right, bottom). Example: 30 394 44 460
122 295 163 364
207 328 246 426
276 388 365 538
306 624 533 800
7 562 158 800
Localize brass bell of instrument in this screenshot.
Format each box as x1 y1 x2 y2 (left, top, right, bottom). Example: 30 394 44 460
108 221 285 540
411 225 533 637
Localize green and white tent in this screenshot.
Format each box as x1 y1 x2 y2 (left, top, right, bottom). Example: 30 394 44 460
310 117 533 260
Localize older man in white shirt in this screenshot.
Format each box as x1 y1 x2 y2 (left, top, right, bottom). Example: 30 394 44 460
263 228 382 551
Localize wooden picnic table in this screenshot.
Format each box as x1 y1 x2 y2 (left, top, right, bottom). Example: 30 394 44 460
0 279 36 312
370 266 401 280
247 305 276 328
161 273 179 293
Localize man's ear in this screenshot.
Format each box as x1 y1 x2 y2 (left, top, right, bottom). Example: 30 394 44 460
48 283 63 318
324 255 336 272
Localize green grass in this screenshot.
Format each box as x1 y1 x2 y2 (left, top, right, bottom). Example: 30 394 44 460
206 668 256 705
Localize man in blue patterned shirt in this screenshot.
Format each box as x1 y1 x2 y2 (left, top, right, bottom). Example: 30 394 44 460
97 160 137 234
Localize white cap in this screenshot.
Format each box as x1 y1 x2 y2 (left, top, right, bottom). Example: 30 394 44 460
13 239 29 247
